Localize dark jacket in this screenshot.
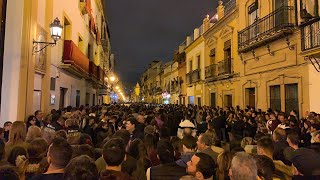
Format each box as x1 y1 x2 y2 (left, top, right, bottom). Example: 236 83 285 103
176 152 195 168
201 147 219 163
273 140 291 165
100 170 134 180
150 162 187 180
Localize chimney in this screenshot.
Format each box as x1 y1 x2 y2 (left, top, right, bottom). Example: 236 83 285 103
217 0 224 19
203 15 210 32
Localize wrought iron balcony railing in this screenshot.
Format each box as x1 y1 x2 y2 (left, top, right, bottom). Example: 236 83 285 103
205 64 217 79
218 58 233 76
301 18 320 52
186 69 201 84
238 6 295 52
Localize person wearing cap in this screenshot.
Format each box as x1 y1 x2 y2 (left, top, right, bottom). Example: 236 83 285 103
177 114 196 139
289 148 320 179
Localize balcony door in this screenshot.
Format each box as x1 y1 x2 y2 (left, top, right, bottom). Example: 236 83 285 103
59 87 68 109
224 95 233 107
274 0 288 29
210 93 216 108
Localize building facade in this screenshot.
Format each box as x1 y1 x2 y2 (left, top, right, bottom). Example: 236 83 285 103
0 0 112 124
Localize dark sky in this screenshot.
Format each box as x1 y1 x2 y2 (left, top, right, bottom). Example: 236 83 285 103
104 0 221 88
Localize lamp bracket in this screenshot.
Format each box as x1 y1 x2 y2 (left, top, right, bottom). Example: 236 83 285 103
32 40 56 54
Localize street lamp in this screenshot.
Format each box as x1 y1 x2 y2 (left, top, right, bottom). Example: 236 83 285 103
110 76 116 82
115 86 119 90
33 17 63 53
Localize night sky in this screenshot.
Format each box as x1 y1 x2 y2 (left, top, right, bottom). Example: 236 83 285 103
104 0 222 88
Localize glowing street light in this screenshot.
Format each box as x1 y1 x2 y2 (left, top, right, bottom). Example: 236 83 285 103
110 76 116 82
115 86 119 90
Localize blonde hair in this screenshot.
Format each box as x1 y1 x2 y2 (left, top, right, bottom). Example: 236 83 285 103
8 121 26 145
26 126 42 143
216 151 233 180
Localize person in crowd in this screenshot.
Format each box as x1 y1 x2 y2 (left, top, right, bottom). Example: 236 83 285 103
126 117 144 141
95 121 110 147
34 110 44 127
267 113 280 133
144 133 160 166
63 155 98 180
7 146 27 167
31 137 73 179
177 114 196 139
272 128 290 165
100 138 134 180
25 138 48 178
109 115 118 134
26 126 42 143
128 138 151 173
254 155 277 180
146 139 186 180
289 148 320 179
286 131 300 150
26 115 37 130
5 121 29 157
186 152 215 180
216 151 233 180
176 135 197 168
229 152 257 180
196 133 219 163
3 121 12 142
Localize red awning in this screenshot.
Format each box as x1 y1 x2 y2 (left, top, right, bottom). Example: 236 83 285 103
62 40 89 74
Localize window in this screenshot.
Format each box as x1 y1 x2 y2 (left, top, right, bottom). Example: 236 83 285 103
50 78 56 91
197 55 201 69
87 43 91 59
209 48 216 64
270 85 281 111
285 84 298 115
248 1 259 39
189 60 192 72
210 93 216 107
197 97 201 106
63 17 71 40
92 94 95 106
224 95 233 107
76 90 80 107
78 36 84 53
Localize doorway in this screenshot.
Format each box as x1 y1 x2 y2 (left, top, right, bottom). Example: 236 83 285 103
85 93 90 106
59 87 67 109
224 94 233 107
210 93 216 108
188 96 194 105
246 88 256 108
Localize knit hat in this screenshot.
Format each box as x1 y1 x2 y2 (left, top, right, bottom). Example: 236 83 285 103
179 119 195 129
289 148 320 176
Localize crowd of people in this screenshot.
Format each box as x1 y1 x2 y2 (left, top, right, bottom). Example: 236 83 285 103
0 103 319 180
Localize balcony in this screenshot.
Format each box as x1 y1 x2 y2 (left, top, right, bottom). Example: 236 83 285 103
89 61 98 79
205 64 217 79
218 58 233 76
61 40 89 78
186 69 201 85
301 17 320 57
97 66 104 82
238 6 295 53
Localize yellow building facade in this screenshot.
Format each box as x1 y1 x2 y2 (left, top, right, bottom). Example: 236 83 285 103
0 0 112 124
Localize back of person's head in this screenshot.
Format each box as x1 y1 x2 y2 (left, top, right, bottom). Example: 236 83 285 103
254 155 275 180
257 137 274 156
8 121 26 145
63 155 98 180
287 131 300 146
216 151 233 180
7 146 27 166
182 135 197 150
272 127 286 141
126 117 138 127
128 139 146 160
0 139 5 160
48 137 73 168
0 165 19 180
170 136 182 153
241 137 256 149
78 144 95 160
159 127 171 140
79 133 93 146
112 129 130 146
230 152 257 180
194 153 216 179
199 133 212 147
26 125 42 142
157 139 175 163
55 130 67 139
102 138 125 167
28 138 48 163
